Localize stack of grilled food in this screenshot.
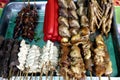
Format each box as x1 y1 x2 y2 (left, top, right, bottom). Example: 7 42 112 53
0 0 114 80
13 3 39 41
58 0 113 80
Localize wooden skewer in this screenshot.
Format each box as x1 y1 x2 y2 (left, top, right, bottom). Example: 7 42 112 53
90 71 92 80
22 72 26 80
29 73 33 80
28 0 30 4
108 75 111 80
40 64 44 80
27 0 30 9
58 74 60 80
19 71 21 80
10 69 15 80
8 67 13 80
65 71 68 80
25 71 29 80
23 0 26 6
2 74 4 80
72 77 75 80
46 71 48 80
34 0 36 8
35 73 37 80
14 71 19 80
46 61 51 80
50 70 54 80
50 63 53 80
99 76 101 80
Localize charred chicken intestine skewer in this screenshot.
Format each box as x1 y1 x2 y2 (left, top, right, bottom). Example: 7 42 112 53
94 35 112 79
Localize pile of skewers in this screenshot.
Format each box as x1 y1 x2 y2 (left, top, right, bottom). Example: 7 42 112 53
16 39 59 80
0 0 114 79
0 37 59 80
58 0 113 80
13 2 39 41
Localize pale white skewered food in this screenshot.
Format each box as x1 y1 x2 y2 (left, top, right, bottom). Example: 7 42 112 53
39 40 59 74
17 40 59 74
25 45 41 73
17 40 30 71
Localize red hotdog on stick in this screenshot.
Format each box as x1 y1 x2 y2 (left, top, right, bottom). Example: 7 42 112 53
43 0 61 42
51 0 59 41
43 3 48 41
43 0 55 41
46 0 55 35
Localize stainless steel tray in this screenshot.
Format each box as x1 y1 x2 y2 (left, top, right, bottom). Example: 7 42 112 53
0 1 120 79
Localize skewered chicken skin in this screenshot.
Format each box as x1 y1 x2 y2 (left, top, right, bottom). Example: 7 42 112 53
58 16 69 27
58 0 68 8
67 0 77 10
59 25 71 37
59 8 68 18
69 19 80 28
68 10 78 19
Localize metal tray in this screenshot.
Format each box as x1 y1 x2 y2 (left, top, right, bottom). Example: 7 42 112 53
0 1 120 79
